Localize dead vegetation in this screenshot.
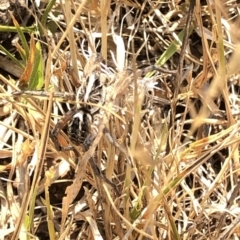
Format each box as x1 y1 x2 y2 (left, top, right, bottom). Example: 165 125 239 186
1 0 240 239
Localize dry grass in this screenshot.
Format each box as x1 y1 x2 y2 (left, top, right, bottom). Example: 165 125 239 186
1 0 240 239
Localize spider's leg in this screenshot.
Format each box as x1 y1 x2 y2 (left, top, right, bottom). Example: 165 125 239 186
83 132 96 151
103 127 129 157
82 129 119 193
51 108 79 151
82 111 101 151
12 90 76 102
81 112 120 195
89 157 120 196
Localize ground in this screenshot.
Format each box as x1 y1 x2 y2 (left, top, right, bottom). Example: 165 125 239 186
0 0 240 240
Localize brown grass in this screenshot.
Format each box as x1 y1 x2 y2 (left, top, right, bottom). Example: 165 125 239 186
0 0 240 239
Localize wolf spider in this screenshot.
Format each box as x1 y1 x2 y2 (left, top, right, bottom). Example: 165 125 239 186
49 53 123 153
12 52 175 196
13 53 174 159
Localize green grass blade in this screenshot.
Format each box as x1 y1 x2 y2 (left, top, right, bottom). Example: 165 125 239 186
28 42 44 90
10 11 30 59
156 27 194 66
0 44 25 69
0 25 36 34
146 27 194 78
41 0 57 33
27 185 38 234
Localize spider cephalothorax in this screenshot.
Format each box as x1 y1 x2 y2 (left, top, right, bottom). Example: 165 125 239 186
67 108 92 146
50 106 97 151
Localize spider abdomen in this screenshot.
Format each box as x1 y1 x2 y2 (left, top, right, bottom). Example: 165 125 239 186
67 109 92 146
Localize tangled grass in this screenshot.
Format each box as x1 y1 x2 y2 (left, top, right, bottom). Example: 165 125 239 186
0 0 240 239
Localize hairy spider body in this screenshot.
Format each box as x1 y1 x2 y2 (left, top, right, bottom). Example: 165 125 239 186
67 108 92 146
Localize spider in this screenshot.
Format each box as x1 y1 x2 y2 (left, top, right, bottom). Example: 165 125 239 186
12 54 175 196
13 54 174 154
49 53 116 152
